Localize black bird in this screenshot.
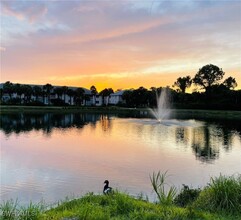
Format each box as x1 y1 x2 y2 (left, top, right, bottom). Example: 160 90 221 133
103 180 112 194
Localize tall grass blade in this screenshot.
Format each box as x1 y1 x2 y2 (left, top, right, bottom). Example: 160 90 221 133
150 171 177 206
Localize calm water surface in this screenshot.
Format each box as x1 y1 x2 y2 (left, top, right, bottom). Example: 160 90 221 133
1 113 241 205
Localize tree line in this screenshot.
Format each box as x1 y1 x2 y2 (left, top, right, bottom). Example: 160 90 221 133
0 82 113 106
122 64 240 110
0 64 240 110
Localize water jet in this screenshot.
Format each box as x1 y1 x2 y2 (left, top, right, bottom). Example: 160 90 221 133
150 88 171 123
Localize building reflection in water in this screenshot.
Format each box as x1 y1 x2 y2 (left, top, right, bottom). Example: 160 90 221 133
100 115 112 132
0 113 240 163
1 113 241 205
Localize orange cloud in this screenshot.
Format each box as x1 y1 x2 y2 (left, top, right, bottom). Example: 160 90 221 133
1 1 240 91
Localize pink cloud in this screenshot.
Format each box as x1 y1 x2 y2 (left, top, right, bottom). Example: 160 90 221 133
1 1 241 90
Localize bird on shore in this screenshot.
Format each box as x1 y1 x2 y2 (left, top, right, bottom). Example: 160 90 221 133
103 180 112 195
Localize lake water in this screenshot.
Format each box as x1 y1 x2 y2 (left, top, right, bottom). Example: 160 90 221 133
1 112 241 205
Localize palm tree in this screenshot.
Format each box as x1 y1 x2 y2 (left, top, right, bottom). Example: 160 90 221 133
67 88 75 105
54 87 64 99
84 94 90 106
75 88 85 106
14 83 23 99
43 83 53 105
3 81 14 99
0 88 3 102
61 86 68 104
12 83 24 104
90 85 97 105
99 88 114 106
33 86 43 102
22 85 33 103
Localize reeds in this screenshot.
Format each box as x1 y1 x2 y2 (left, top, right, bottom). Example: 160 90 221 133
194 174 241 214
150 171 177 206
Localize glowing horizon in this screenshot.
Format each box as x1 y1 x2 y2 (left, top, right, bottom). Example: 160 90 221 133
1 0 241 92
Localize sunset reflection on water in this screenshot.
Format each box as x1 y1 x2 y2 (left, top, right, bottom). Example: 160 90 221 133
1 113 241 204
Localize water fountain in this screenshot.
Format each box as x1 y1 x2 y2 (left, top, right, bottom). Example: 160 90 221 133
128 88 202 127
149 88 171 123
148 88 202 127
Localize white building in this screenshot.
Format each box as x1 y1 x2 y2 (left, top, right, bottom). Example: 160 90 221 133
0 83 126 106
109 90 126 105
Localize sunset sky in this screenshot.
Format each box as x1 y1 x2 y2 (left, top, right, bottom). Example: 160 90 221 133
1 0 241 92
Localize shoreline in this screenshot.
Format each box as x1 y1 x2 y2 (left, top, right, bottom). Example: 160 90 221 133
1 105 241 120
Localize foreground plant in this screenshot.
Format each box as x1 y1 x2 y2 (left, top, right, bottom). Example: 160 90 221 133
42 192 224 220
0 199 44 220
174 184 201 207
150 170 177 206
0 199 18 220
194 174 241 214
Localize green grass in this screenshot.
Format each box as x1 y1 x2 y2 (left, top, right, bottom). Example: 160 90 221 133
1 105 241 120
40 192 238 220
194 174 241 214
1 174 241 220
0 200 44 220
1 192 239 220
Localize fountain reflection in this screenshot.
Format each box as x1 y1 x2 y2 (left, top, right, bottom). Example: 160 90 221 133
1 112 241 205
1 113 240 163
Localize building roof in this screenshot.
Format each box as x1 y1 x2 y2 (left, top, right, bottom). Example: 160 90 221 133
110 90 126 96
0 83 92 95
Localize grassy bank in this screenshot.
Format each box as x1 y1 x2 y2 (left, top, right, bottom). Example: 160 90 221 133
0 105 138 114
0 192 239 220
41 192 241 220
1 105 241 120
1 174 240 220
173 109 241 120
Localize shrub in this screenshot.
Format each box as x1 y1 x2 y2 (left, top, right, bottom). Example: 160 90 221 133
194 174 241 214
174 185 201 207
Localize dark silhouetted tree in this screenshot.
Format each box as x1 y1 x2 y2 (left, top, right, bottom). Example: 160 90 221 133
223 76 237 90
14 83 24 99
193 64 225 93
0 88 3 101
22 85 33 103
67 88 75 105
75 88 85 105
61 86 68 103
54 87 64 99
43 83 53 105
122 90 134 107
173 76 192 93
3 81 14 99
90 85 97 105
33 86 42 102
99 88 114 105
